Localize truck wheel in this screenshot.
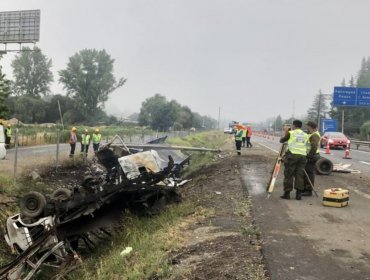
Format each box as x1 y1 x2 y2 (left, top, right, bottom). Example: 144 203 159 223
20 191 46 218
316 157 333 175
82 176 96 187
51 188 72 201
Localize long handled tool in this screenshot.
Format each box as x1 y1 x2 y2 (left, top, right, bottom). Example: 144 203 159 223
266 143 287 197
303 169 319 197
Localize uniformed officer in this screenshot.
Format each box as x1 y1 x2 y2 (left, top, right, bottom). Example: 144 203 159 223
302 121 321 196
279 120 308 200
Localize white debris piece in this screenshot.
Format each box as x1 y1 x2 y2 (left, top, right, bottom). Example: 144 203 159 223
120 247 133 256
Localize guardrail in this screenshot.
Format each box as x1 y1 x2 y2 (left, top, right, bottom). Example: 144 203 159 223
349 139 370 150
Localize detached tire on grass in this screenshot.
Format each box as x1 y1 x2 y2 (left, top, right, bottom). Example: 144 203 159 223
316 157 333 175
20 191 46 218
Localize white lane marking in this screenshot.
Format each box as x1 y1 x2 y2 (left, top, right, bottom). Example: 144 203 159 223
359 161 370 165
352 189 370 200
258 142 279 154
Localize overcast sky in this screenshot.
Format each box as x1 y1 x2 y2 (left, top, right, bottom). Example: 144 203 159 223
1 0 370 125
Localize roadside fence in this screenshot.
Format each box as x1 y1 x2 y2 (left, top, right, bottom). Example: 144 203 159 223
10 128 193 179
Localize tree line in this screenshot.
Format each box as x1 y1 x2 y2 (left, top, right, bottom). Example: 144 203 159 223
265 57 370 139
304 57 370 139
0 47 216 130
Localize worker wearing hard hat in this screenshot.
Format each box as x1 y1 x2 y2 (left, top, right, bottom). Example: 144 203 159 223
92 128 102 154
234 125 244 156
241 127 247 147
4 124 12 149
69 127 77 157
246 126 253 148
80 129 91 155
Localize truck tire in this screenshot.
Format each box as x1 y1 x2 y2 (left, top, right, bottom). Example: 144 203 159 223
316 157 333 175
51 188 72 201
20 191 46 218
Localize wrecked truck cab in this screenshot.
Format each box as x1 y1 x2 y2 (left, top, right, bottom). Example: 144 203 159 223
18 143 189 223
4 214 56 253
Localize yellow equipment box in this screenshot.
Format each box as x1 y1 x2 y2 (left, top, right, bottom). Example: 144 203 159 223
323 188 349 208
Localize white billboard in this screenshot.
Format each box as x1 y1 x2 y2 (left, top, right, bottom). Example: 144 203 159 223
0 10 40 43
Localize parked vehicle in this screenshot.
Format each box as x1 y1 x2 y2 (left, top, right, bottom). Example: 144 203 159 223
320 132 350 149
223 127 233 134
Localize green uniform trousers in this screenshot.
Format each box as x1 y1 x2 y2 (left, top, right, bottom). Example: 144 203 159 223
303 155 320 191
283 153 307 192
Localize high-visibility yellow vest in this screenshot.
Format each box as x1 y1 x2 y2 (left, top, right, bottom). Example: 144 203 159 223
287 129 308 155
81 134 90 145
6 128 11 137
242 129 247 137
235 129 243 141
92 133 102 144
307 131 321 154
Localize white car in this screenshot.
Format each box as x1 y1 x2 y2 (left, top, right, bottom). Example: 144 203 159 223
223 127 233 134
0 125 6 159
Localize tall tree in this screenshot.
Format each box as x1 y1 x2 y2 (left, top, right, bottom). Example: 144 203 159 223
274 115 283 131
348 75 355 87
0 66 11 119
6 95 46 123
306 90 328 126
138 94 178 131
59 49 126 119
11 47 53 96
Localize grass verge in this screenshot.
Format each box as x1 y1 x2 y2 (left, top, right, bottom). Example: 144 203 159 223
167 131 229 177
68 202 204 280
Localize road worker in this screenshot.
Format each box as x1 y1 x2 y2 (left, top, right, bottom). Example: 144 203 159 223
279 120 308 200
235 125 243 156
246 126 253 148
302 121 321 196
92 128 102 153
242 127 247 147
4 124 12 149
81 129 91 155
69 127 77 157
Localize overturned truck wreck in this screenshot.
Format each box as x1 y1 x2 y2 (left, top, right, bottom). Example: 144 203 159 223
1 136 218 280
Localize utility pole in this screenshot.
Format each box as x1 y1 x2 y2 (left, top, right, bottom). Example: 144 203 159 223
317 92 322 132
218 107 221 130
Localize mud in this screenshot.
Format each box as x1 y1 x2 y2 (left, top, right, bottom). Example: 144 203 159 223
168 140 268 280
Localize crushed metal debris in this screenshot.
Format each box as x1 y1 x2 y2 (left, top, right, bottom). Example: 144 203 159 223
0 135 219 280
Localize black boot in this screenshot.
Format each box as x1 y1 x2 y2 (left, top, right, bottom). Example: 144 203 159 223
280 191 290 200
301 190 312 197
296 190 302 200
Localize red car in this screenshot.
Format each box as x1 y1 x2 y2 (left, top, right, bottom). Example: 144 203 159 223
320 132 350 149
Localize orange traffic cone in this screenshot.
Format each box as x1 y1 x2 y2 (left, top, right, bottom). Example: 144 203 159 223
325 142 331 154
343 143 351 159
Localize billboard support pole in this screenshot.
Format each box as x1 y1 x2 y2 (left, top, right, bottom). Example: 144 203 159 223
341 110 344 134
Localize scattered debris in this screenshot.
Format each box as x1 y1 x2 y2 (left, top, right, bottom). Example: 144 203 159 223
120 247 133 256
0 135 220 280
29 170 41 181
333 163 361 174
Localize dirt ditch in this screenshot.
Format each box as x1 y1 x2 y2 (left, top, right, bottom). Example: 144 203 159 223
1 139 269 279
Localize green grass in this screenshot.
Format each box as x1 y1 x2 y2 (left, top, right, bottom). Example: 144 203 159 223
68 202 197 280
167 131 229 177
0 174 17 195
